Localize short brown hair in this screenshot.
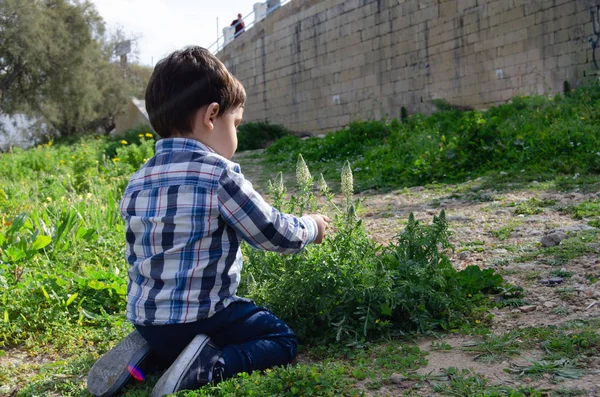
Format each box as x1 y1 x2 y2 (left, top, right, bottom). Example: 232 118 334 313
145 46 246 138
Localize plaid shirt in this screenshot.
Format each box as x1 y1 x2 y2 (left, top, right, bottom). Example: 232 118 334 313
120 138 318 326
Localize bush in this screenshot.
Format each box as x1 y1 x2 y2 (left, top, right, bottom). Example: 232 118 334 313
240 157 508 342
263 84 600 191
236 121 291 151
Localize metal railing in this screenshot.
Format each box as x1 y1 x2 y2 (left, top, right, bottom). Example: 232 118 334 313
208 0 292 53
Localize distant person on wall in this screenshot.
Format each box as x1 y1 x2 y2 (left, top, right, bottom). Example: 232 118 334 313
231 13 245 37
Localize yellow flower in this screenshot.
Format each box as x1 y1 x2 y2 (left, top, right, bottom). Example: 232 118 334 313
47 141 53 147
572 335 578 339
138 134 144 138
145 133 153 138
112 157 120 163
46 197 52 202
375 319 380 324
59 160 65 164
120 140 128 145
71 156 75 159
475 320 481 324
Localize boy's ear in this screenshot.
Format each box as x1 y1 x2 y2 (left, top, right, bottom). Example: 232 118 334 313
202 103 220 131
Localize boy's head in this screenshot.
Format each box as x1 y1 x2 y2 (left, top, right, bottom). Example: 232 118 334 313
145 46 246 158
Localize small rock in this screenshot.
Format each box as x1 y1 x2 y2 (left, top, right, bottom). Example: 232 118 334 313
544 301 557 308
520 305 537 313
389 373 406 384
495 210 510 216
540 232 568 247
492 249 508 255
540 277 564 286
364 212 374 217
447 215 472 223
459 251 470 260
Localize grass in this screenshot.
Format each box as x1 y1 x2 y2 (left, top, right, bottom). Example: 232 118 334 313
463 320 600 379
262 84 600 192
3 86 600 395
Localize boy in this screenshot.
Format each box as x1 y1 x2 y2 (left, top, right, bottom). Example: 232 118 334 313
87 46 329 397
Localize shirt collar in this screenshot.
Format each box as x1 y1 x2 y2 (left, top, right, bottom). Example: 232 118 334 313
155 138 215 155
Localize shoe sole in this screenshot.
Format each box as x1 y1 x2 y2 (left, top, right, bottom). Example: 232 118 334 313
87 330 151 397
151 334 210 397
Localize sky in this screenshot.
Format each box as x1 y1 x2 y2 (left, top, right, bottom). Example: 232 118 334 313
91 0 261 66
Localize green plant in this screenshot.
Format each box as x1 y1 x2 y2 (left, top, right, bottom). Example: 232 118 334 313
262 83 600 192
242 157 509 342
431 341 452 351
431 368 544 396
510 198 555 215
236 121 291 151
179 363 358 397
492 220 522 241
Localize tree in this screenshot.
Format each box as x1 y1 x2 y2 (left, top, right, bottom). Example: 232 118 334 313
0 0 150 137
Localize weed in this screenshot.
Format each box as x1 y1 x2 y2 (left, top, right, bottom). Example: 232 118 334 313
550 388 588 396
492 220 522 241
510 198 555 215
431 341 452 351
431 368 544 396
549 269 574 278
179 363 358 397
505 358 583 382
242 159 510 341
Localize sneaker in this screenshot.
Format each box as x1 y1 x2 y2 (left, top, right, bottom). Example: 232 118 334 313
151 334 222 397
87 330 152 397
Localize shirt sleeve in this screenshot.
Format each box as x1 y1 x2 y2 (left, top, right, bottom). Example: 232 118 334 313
217 163 318 253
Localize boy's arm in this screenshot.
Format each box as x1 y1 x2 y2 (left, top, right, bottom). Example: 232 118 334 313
217 163 318 253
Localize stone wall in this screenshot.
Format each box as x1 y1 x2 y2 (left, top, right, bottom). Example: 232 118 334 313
218 0 600 134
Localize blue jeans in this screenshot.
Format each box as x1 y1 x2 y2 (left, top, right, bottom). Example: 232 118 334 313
134 302 297 380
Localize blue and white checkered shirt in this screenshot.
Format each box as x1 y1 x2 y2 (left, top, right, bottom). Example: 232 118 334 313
120 138 318 325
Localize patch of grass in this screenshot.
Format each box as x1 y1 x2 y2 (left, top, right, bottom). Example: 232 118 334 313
463 332 523 362
236 121 291 152
431 341 452 351
569 199 600 219
431 368 544 396
466 323 600 379
515 230 599 265
510 198 556 215
492 220 522 241
505 358 583 382
263 84 600 192
179 363 358 397
549 269 574 278
550 388 589 396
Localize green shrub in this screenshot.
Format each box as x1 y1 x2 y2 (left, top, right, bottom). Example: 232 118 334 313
241 157 508 342
180 363 356 397
236 121 291 151
263 84 600 191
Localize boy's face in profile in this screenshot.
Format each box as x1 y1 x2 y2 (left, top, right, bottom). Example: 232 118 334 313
192 104 244 159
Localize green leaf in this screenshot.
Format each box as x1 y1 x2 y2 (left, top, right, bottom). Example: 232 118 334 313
5 246 26 262
88 280 107 290
380 303 392 316
65 293 78 307
31 235 52 250
3 310 8 323
40 286 50 301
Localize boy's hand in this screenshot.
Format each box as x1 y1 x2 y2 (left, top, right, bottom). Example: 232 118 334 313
309 214 330 244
